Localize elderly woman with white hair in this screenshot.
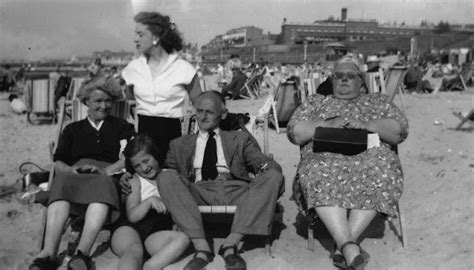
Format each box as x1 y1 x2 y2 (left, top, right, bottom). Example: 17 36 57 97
30 74 135 270
287 56 408 270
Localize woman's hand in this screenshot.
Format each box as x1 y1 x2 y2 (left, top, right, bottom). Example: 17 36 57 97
322 117 348 128
72 164 100 174
147 196 167 214
344 119 369 130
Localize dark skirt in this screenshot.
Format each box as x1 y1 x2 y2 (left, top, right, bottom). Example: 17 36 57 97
124 211 173 243
138 115 181 164
48 159 121 223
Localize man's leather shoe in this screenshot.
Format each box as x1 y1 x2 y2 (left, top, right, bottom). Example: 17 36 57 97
183 250 215 270
218 245 247 270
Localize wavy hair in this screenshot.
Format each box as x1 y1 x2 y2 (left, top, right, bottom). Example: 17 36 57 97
76 73 123 104
134 11 183 54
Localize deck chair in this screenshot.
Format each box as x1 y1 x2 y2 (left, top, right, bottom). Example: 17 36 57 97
177 115 274 255
26 78 57 124
239 74 262 100
446 68 472 91
454 109 474 130
268 80 301 133
38 98 137 257
199 76 208 92
384 66 408 104
365 68 386 95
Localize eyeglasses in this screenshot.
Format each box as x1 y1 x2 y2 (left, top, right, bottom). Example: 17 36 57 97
333 72 359 80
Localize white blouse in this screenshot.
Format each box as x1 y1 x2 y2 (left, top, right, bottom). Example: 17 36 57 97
122 53 196 118
137 174 161 201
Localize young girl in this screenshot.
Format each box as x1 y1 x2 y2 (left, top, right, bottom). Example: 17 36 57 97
111 134 189 270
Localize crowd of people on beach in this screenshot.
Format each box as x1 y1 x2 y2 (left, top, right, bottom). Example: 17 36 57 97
10 8 470 270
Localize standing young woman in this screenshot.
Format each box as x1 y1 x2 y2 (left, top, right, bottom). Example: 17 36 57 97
122 11 202 164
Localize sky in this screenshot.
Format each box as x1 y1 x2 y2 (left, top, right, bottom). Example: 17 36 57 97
0 0 473 60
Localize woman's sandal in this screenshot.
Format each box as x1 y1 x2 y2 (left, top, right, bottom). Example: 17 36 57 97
67 250 92 270
29 256 60 270
330 243 346 269
339 241 370 270
183 250 215 270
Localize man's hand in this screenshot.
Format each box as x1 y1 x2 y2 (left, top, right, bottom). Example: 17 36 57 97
119 172 133 195
147 196 167 214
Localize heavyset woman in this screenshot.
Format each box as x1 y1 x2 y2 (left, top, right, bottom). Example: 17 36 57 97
122 11 202 164
287 56 408 270
30 74 135 270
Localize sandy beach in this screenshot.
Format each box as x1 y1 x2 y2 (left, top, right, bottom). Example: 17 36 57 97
0 88 473 270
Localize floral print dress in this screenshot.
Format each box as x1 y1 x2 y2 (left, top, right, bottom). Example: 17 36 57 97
287 93 408 216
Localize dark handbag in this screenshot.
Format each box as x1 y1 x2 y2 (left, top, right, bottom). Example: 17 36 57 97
220 112 250 131
313 127 368 155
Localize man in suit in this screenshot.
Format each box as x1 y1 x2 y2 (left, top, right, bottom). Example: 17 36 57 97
159 91 284 270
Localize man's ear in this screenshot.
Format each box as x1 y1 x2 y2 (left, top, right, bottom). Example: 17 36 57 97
221 108 228 120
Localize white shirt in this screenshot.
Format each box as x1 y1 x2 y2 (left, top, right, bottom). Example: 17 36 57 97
121 53 197 118
87 117 104 131
137 174 161 201
193 129 229 182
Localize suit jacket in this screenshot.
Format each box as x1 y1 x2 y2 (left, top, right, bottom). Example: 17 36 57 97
164 130 281 183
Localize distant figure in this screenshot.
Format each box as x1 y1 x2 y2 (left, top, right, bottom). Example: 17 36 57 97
109 66 120 78
365 55 381 73
87 58 103 78
217 63 225 82
9 94 27 114
2 65 15 92
221 67 247 100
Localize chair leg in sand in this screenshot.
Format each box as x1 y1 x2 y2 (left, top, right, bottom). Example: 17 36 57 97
454 109 474 130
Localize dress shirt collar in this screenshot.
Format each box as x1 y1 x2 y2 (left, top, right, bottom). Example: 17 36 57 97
198 128 221 139
139 52 179 75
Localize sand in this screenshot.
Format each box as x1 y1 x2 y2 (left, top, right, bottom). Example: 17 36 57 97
0 88 473 270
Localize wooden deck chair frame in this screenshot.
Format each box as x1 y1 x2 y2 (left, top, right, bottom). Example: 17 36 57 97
26 78 58 125
447 70 470 92
384 66 408 103
365 68 386 95
176 115 274 255
268 80 301 134
239 75 261 100
39 98 137 256
454 109 474 130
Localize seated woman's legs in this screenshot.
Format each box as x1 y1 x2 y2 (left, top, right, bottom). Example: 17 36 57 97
315 206 360 264
36 200 71 259
76 202 109 255
143 231 190 270
111 226 143 270
348 209 377 241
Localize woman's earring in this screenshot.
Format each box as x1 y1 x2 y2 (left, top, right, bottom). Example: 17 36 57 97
152 40 158 46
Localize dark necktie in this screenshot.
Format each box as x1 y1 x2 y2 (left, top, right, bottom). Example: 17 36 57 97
201 131 218 180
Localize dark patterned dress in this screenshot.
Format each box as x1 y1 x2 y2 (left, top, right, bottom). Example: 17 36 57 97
287 93 408 216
